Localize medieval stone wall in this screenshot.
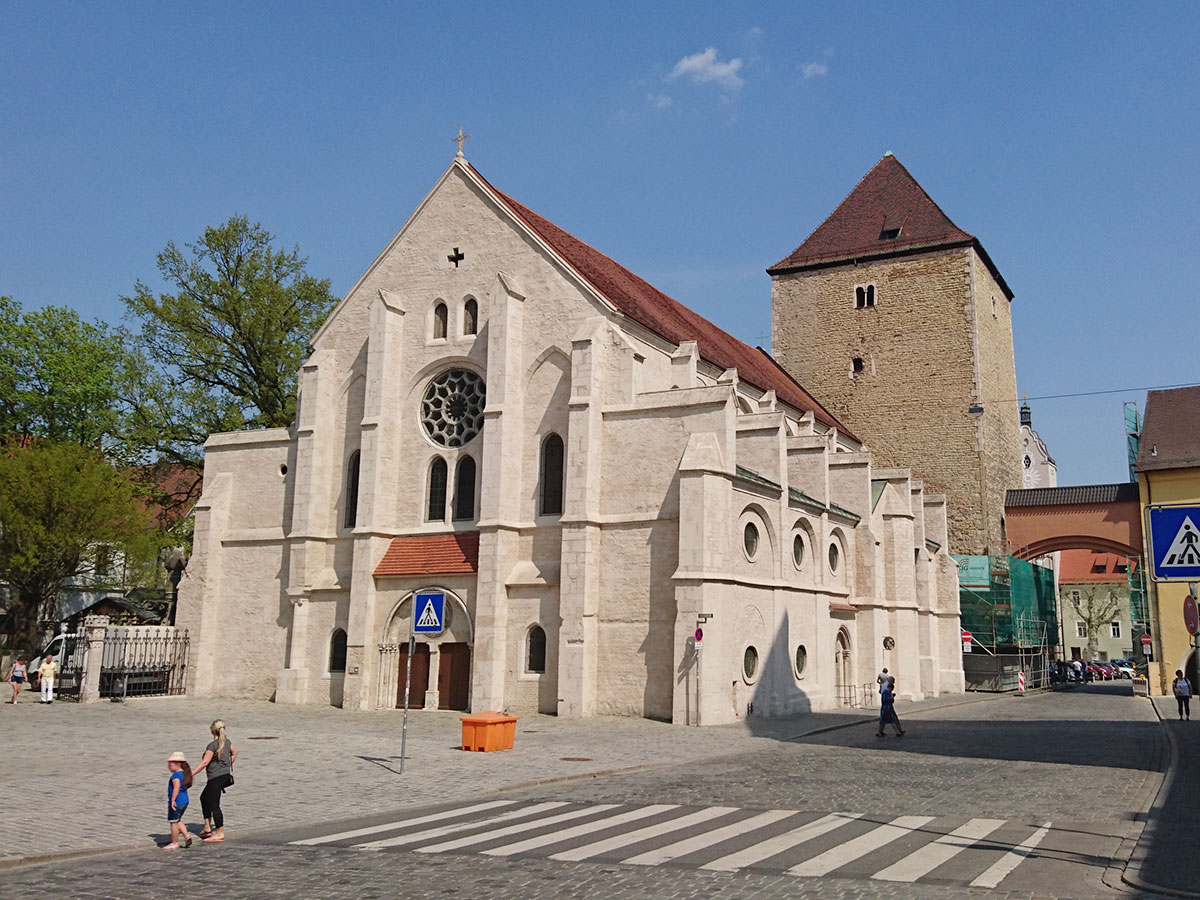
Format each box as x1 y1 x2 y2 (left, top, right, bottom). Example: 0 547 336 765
771 247 1020 553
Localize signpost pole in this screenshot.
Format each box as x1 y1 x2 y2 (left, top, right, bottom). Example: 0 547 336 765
400 628 415 774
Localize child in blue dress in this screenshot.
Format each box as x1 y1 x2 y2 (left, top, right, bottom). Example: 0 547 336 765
163 751 194 850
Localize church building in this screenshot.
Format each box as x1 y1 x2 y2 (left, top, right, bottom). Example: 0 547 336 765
179 151 965 723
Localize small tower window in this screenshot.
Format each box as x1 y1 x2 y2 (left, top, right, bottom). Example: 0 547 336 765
852 357 864 374
539 434 565 516
433 302 448 339
855 284 876 309
343 451 361 529
463 298 478 336
526 625 547 674
427 457 448 521
453 455 477 520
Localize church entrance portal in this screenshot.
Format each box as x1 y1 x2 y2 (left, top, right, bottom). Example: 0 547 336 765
381 588 474 712
835 630 852 707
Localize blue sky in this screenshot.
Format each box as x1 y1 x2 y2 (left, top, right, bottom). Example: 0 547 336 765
2 2 1197 485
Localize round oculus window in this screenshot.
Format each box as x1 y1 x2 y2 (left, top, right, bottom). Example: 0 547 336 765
743 645 759 680
421 369 486 447
828 542 840 573
795 644 807 677
792 533 805 568
743 522 759 559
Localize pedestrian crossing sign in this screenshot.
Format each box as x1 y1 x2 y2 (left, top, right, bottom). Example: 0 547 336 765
1147 505 1200 581
413 591 446 634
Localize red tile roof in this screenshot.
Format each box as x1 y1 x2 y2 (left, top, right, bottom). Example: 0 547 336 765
1136 385 1200 472
1059 548 1132 584
374 532 480 577
467 165 854 440
767 154 1012 299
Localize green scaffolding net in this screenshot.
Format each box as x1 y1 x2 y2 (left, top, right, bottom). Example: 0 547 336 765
954 555 1058 649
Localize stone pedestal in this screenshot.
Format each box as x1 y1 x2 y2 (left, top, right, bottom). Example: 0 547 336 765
79 615 110 703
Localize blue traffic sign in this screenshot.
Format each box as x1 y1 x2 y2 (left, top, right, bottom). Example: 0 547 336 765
1147 504 1200 581
413 591 446 634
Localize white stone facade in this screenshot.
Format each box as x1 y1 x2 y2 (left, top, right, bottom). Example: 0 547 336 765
178 157 964 723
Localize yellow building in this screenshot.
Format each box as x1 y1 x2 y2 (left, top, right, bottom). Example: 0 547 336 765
1136 385 1200 694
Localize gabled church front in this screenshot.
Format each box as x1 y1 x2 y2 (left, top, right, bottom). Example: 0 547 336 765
179 151 965 723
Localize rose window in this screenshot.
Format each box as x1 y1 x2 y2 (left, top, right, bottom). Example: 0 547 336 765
421 369 486 447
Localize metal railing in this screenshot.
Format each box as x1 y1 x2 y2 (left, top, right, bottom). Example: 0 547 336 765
98 628 189 698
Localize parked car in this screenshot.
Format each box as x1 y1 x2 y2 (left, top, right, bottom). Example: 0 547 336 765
1112 662 1136 679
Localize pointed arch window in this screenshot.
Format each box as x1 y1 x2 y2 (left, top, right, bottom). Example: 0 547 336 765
427 457 448 522
526 625 547 674
329 629 348 673
453 455 477 520
343 451 361 529
463 298 478 336
433 302 448 339
539 433 565 517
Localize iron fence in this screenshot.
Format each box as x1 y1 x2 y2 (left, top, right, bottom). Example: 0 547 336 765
53 632 86 701
99 628 189 698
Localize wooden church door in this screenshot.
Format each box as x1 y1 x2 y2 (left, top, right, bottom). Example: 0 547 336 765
396 643 430 709
437 642 471 711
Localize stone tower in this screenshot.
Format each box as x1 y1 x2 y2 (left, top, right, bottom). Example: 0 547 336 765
769 154 1021 554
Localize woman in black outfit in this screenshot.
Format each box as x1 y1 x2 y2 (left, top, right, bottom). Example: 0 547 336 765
197 719 237 842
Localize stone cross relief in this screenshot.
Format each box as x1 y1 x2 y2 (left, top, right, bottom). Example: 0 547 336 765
447 247 465 267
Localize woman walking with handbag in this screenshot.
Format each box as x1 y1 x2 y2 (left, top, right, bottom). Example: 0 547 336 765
197 719 237 842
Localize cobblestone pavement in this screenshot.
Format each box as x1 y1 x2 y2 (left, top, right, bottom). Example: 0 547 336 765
0 687 980 864
0 684 1170 899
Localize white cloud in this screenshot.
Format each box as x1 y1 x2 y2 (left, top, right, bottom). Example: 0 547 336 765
647 90 673 109
799 61 829 79
669 47 744 91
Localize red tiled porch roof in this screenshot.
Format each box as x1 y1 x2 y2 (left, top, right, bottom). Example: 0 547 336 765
374 532 480 577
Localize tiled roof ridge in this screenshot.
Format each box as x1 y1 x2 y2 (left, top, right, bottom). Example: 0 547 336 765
767 154 973 272
765 154 1011 298
769 154 904 269
464 163 854 440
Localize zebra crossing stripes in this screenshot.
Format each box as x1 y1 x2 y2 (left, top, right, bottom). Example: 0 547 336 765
549 806 738 862
415 804 621 854
700 812 862 872
287 800 1056 889
622 809 797 866
359 801 569 850
288 799 516 846
788 815 935 877
482 804 678 857
970 821 1053 888
872 817 1006 882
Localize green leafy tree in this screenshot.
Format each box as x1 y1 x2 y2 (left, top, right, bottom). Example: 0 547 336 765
121 215 338 471
0 297 129 449
0 440 169 652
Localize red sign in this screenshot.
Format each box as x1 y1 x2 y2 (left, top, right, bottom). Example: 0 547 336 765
961 630 972 642
694 627 703 643
1141 633 1154 647
1186 595 1199 636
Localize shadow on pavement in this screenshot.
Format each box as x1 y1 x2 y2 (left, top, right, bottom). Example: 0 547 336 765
790 699 1164 773
1135 705 1200 894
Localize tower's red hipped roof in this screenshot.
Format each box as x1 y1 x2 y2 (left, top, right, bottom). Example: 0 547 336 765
767 154 1011 299
375 532 479 577
468 165 854 440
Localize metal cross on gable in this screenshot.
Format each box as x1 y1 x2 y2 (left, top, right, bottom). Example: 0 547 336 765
452 126 471 157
